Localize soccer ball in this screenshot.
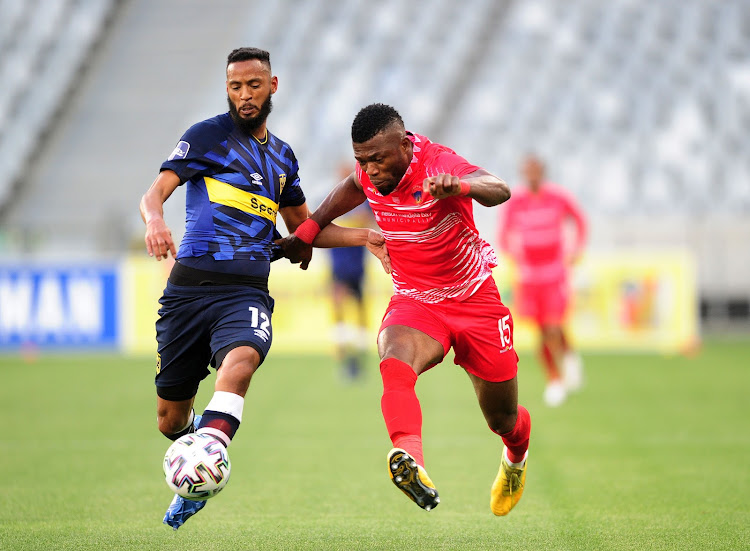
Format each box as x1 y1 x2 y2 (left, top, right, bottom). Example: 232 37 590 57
163 433 231 500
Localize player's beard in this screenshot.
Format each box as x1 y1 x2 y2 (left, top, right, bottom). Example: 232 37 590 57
228 95 273 135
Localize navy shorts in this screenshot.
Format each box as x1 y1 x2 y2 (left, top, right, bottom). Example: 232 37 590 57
155 281 275 400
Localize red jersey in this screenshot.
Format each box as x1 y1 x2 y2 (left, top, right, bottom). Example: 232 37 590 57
498 182 587 284
358 133 497 303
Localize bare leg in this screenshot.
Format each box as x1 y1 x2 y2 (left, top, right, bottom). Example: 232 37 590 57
377 324 444 374
467 374 519 435
157 396 196 437
214 346 260 397
540 324 564 381
468 373 531 516
540 324 568 406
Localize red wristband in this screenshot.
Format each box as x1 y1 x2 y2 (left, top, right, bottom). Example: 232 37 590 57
458 181 471 196
294 218 321 244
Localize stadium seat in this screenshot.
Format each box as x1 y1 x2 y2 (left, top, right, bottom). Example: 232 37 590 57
0 0 117 208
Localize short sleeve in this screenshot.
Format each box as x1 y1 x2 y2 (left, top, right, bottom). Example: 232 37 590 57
160 119 230 183
279 156 306 208
433 151 482 178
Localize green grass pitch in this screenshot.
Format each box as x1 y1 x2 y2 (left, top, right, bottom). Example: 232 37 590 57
1 339 748 550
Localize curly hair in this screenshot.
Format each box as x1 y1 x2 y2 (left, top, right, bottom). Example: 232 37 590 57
351 103 404 143
226 47 271 70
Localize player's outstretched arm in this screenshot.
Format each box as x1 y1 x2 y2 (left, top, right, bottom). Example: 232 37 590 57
310 171 368 227
423 169 510 207
140 170 181 260
276 172 368 269
312 225 391 274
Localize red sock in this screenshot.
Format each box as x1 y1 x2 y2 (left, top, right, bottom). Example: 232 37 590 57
380 358 424 466
499 406 531 464
540 342 561 381
393 434 424 466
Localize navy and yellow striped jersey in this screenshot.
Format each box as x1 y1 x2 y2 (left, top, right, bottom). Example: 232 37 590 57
160 113 305 280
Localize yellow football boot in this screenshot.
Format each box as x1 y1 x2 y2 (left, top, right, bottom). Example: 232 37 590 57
387 448 440 511
490 448 527 516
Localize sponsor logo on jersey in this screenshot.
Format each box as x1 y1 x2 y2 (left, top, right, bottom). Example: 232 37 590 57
168 140 190 161
204 176 279 222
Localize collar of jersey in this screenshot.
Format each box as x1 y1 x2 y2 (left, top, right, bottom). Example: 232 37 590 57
399 131 425 187
252 130 268 145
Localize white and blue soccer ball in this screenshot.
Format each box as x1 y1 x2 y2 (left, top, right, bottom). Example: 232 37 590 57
163 433 231 500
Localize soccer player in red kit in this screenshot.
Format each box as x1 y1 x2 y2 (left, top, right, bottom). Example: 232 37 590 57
498 155 587 407
278 104 531 515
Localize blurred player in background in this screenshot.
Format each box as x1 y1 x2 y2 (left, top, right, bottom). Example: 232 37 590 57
140 48 388 530
329 162 375 382
279 104 531 516
498 154 587 407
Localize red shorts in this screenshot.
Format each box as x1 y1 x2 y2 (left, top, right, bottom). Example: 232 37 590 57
516 279 569 326
380 278 518 382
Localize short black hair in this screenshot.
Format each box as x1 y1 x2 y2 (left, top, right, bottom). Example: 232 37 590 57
351 103 404 143
226 47 271 69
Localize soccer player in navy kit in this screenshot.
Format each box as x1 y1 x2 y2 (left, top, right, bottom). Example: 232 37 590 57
140 48 388 530
330 232 369 380
329 163 375 381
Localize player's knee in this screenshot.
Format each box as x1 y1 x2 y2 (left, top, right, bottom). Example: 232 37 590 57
157 411 190 437
541 325 562 342
488 408 518 436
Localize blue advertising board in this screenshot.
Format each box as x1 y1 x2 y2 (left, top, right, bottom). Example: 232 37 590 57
0 264 119 349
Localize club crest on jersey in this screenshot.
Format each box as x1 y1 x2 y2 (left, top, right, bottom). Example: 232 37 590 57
168 141 190 161
279 173 286 193
413 190 423 205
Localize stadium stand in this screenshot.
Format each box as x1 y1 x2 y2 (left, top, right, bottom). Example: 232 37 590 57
0 0 748 321
0 0 119 213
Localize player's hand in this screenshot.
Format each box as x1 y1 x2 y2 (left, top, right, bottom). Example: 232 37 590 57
145 218 176 260
365 230 391 274
423 173 462 199
275 234 313 270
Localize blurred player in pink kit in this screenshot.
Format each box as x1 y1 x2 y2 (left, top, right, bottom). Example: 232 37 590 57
278 104 530 516
498 154 588 407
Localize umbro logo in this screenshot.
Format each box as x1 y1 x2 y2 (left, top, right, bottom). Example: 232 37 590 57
250 173 264 185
